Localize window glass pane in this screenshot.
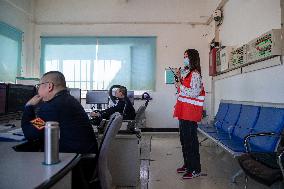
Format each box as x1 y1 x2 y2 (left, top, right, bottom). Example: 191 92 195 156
63 60 75 81
74 81 81 89
97 44 130 89
0 35 18 82
45 60 59 72
86 82 90 91
66 81 74 88
81 60 90 82
0 22 22 83
74 61 81 81
80 82 87 90
41 37 156 92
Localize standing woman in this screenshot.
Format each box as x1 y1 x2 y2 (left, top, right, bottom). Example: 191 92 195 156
173 49 205 179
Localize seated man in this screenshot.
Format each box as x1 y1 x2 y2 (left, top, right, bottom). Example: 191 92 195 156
90 86 136 123
21 71 98 154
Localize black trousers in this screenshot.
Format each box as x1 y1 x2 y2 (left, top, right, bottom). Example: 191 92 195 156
179 119 201 173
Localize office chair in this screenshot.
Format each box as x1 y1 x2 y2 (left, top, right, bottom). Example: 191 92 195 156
123 93 150 135
125 105 147 131
89 112 123 189
97 92 150 137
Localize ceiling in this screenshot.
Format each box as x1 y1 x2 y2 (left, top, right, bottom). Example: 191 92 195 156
34 0 222 25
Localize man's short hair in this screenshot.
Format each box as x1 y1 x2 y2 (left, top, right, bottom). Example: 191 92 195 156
42 71 66 88
118 86 127 96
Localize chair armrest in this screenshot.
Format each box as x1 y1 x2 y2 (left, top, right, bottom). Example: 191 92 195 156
79 153 97 160
227 125 234 133
278 149 284 179
122 120 135 123
214 120 220 127
227 125 235 139
244 132 278 152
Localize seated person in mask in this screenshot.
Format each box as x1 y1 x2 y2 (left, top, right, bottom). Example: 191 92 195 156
90 86 136 123
21 71 98 154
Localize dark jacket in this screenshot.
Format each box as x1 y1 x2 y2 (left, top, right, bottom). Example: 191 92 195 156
100 97 136 120
21 90 98 154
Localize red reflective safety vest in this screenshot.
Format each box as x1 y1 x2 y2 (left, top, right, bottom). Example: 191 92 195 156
173 71 205 122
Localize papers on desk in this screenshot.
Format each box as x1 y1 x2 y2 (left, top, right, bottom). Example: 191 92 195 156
7 127 23 134
0 132 25 141
0 125 15 131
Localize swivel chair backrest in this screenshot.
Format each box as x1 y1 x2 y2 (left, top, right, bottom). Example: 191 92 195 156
135 105 147 128
98 112 123 189
142 92 151 107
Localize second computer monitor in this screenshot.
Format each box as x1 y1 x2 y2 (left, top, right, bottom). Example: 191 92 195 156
7 84 36 113
86 90 109 104
68 88 81 103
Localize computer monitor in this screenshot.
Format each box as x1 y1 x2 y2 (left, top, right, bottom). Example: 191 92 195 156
68 88 81 103
86 90 109 104
0 83 7 115
127 90 134 105
7 84 36 113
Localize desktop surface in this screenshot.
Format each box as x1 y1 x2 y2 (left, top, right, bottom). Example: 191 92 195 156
0 142 78 189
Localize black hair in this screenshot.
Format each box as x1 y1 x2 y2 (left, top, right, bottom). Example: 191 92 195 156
42 71 66 88
184 49 201 75
118 86 127 97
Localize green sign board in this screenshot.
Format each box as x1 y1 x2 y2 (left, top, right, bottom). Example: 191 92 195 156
165 69 175 84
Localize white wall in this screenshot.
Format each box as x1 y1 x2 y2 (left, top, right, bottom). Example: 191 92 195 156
34 24 211 128
219 0 281 46
33 0 215 128
34 0 219 24
214 0 283 114
0 0 35 77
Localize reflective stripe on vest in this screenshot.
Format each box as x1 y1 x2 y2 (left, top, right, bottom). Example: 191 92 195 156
177 95 205 107
178 93 205 101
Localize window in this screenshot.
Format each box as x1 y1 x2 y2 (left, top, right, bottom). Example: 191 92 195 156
0 22 23 82
41 37 156 92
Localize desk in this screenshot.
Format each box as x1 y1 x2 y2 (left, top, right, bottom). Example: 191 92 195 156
0 142 79 189
108 134 140 187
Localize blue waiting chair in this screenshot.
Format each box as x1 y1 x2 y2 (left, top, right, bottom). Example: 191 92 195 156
245 107 284 152
207 103 242 139
221 106 284 153
217 105 260 152
198 102 229 132
212 105 260 141
237 107 284 187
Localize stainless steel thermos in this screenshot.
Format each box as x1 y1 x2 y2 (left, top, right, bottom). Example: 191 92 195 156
44 121 60 165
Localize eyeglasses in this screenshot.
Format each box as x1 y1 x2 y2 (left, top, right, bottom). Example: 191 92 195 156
35 82 51 89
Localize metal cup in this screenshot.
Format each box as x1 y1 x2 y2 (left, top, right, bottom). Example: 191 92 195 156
44 121 60 165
